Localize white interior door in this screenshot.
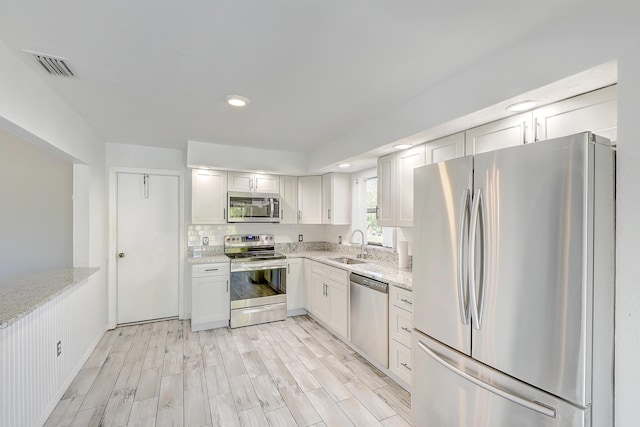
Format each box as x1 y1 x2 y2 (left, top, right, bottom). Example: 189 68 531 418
117 172 179 324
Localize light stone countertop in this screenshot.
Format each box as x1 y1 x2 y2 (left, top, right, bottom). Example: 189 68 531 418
0 267 101 330
285 251 413 291
186 250 412 291
187 254 231 264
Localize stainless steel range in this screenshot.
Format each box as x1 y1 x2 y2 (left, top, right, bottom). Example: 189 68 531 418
225 234 287 328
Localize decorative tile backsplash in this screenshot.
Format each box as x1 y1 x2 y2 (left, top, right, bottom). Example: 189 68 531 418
186 224 411 268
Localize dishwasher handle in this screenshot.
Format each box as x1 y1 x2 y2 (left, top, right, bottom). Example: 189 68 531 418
350 272 389 294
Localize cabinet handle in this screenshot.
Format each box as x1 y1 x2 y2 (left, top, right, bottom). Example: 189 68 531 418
401 326 412 334
401 362 412 371
376 206 379 220
288 264 290 274
226 280 229 292
223 208 226 220
400 298 412 305
522 120 527 144
328 208 332 220
298 210 301 220
534 117 539 142
205 268 219 272
250 177 254 190
281 209 283 221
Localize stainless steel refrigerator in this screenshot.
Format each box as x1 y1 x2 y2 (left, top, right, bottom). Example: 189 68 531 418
411 132 614 427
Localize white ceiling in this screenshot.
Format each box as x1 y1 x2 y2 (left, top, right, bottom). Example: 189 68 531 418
0 0 601 164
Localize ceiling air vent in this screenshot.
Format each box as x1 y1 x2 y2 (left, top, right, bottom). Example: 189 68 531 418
24 50 75 77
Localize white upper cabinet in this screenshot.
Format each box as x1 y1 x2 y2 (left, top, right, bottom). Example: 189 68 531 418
191 169 228 224
465 112 532 156
298 175 323 224
377 153 396 227
426 132 466 165
322 173 351 225
228 172 280 193
279 176 298 224
533 85 617 144
396 145 426 227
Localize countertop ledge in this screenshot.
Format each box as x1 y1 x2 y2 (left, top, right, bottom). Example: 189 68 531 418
187 251 412 291
0 267 101 330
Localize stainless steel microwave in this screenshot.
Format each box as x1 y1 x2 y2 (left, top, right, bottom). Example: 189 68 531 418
227 192 281 223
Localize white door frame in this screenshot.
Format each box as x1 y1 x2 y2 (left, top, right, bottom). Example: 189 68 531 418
108 167 185 329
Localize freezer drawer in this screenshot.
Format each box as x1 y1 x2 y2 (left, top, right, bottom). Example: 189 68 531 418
412 331 590 427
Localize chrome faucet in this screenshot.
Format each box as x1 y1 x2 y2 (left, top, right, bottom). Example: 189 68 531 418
350 229 367 258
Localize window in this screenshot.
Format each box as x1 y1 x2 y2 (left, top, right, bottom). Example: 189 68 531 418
366 178 382 245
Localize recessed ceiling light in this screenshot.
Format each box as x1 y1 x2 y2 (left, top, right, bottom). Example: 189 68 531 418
338 163 351 168
226 95 250 107
506 100 538 112
394 144 412 150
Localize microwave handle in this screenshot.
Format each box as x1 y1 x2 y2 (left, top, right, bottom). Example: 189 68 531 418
223 208 226 220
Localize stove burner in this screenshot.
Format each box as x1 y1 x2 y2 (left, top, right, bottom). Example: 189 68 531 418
224 234 285 262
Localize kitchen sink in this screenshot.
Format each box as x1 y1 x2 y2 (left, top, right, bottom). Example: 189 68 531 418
329 257 368 265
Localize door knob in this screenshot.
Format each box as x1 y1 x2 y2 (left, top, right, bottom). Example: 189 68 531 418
118 252 125 258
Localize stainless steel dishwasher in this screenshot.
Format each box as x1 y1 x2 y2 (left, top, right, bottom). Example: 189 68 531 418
349 272 389 368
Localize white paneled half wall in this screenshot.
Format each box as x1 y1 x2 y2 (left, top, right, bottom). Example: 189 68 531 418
0 271 106 427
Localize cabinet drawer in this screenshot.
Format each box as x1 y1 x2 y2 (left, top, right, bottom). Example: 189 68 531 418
390 340 412 386
192 263 229 278
390 305 413 348
390 285 413 312
312 261 348 285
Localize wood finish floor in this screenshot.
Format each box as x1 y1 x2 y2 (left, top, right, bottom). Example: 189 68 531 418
45 315 412 427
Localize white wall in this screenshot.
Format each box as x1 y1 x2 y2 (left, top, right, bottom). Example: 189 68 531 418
0 40 107 425
0 127 73 282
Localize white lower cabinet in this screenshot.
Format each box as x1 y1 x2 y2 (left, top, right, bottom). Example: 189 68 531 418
389 338 413 385
389 285 413 388
304 259 314 313
191 263 230 331
310 261 348 338
286 258 305 314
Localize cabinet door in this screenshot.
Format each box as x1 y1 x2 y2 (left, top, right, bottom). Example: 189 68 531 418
465 112 532 155
396 145 426 227
287 258 304 311
312 274 330 322
321 173 351 225
192 169 228 224
425 132 466 165
254 174 280 193
389 340 412 386
279 176 298 224
377 153 396 227
298 176 322 224
227 172 254 192
304 259 314 313
533 85 617 144
322 173 332 224
327 280 348 338
192 276 229 327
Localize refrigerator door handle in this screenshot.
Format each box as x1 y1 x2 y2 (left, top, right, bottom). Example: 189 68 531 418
469 189 482 330
457 189 471 325
416 340 557 419
477 189 487 328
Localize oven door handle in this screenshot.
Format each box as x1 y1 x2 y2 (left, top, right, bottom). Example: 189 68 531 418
231 262 287 272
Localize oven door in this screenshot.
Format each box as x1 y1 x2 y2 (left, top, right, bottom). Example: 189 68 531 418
227 192 281 223
230 261 287 309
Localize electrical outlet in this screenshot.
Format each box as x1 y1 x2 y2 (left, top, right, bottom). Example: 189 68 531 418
338 236 342 244
298 234 303 242
56 340 62 357
202 236 209 245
